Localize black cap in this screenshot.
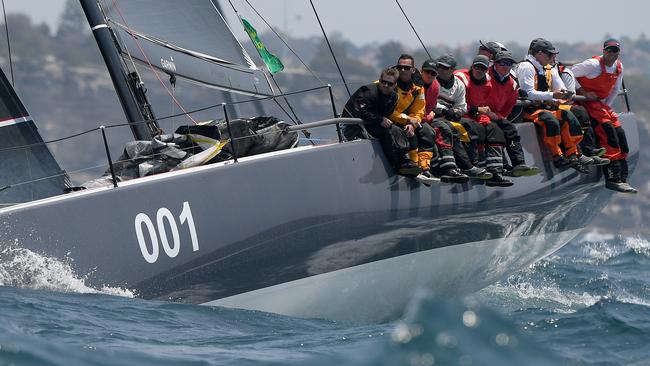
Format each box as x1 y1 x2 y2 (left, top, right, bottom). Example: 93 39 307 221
472 55 490 68
479 40 505 55
603 38 621 50
421 59 438 72
436 54 457 68
494 50 515 63
528 38 544 53
531 38 559 54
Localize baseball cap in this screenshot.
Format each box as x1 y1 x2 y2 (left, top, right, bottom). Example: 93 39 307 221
421 59 438 72
479 40 507 55
472 55 490 68
531 38 559 54
436 54 457 68
494 50 515 63
603 38 621 50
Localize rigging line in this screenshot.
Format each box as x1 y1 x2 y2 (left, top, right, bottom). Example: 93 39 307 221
308 0 351 97
225 0 312 142
103 84 331 130
110 0 197 125
267 74 315 144
394 0 432 59
242 0 325 85
269 74 302 124
1 0 14 86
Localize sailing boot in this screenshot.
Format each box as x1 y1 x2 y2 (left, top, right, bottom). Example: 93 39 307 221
619 159 638 194
415 151 439 186
603 160 630 193
507 163 541 177
398 160 421 177
485 172 514 187
568 154 591 174
415 170 440 186
504 140 541 177
553 155 572 169
462 166 493 180
436 168 470 184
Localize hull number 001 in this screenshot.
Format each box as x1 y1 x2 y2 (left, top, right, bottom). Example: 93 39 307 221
134 202 199 263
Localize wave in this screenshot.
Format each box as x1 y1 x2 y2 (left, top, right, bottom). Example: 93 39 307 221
480 235 650 313
0 247 134 298
580 233 650 262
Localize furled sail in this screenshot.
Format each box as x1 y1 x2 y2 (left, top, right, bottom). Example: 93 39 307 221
0 67 69 206
101 0 274 96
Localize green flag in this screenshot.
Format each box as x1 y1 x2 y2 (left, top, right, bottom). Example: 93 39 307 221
240 18 284 74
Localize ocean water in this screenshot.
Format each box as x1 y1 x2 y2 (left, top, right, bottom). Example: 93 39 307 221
1 232 649 366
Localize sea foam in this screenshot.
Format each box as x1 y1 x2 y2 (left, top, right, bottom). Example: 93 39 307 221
0 247 134 297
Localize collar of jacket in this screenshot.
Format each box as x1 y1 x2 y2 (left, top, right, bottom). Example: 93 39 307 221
469 70 489 85
437 75 455 90
491 67 511 84
525 54 545 74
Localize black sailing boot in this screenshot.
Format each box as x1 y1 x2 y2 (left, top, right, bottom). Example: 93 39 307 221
485 171 514 187
505 140 540 177
618 159 638 194
604 160 630 193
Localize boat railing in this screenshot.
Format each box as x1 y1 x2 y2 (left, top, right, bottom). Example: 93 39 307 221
0 76 634 196
0 83 364 195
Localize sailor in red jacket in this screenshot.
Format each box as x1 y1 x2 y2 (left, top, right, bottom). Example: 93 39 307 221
486 51 540 176
455 55 513 187
571 38 637 194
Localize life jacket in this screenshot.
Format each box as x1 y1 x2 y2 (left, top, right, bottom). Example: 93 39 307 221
454 69 492 124
575 56 622 100
521 60 558 113
523 59 553 92
487 67 518 119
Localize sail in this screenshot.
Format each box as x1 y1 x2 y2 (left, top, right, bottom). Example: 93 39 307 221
0 67 69 206
102 0 274 96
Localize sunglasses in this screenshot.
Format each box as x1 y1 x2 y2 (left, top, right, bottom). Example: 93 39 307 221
394 65 413 71
495 60 514 66
472 64 488 71
605 47 620 53
379 79 396 87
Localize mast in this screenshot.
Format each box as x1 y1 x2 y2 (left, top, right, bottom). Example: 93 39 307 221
79 0 158 140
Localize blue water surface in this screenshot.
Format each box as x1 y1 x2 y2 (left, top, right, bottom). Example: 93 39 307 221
1 233 649 365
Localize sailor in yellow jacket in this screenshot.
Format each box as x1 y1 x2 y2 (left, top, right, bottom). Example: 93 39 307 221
388 54 437 183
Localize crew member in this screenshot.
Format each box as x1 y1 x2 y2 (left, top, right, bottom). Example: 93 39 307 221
455 55 513 186
487 50 540 176
557 62 609 165
341 68 420 176
516 38 590 172
571 38 637 193
418 58 468 183
434 54 492 180
388 54 438 184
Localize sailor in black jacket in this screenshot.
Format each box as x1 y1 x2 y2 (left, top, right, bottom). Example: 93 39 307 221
342 68 420 175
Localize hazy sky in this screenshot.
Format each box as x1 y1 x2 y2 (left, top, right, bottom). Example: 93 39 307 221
6 0 649 48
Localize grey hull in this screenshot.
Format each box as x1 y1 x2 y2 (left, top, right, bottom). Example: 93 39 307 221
0 114 639 322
